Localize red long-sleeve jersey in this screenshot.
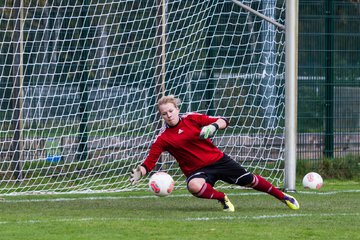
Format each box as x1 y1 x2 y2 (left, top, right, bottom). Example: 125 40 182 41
142 112 228 177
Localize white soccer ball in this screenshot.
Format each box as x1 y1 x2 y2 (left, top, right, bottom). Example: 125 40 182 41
149 172 174 197
302 172 323 189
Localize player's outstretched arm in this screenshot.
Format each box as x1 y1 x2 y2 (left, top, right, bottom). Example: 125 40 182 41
130 165 147 185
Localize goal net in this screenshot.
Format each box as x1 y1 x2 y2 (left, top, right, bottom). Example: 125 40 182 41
0 0 286 195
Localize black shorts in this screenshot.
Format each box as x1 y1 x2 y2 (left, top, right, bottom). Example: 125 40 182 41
186 154 254 187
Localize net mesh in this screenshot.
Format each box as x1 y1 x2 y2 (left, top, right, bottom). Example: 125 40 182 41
0 0 286 195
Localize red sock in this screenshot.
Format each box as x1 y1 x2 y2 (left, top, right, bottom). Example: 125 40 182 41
251 175 284 200
194 183 225 201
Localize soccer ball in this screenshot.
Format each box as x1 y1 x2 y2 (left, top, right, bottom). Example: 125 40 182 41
149 172 174 197
302 172 323 189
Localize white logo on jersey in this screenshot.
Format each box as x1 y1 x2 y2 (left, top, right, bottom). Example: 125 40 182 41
178 129 183 134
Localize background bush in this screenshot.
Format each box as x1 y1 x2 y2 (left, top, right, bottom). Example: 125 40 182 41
297 155 360 181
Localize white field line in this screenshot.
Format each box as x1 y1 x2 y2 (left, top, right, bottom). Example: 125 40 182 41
185 212 360 221
2 189 360 203
0 212 358 225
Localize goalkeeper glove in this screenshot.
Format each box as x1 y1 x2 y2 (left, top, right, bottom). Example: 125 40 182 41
199 123 219 139
130 165 145 185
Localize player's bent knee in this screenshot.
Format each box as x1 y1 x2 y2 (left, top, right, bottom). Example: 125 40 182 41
187 178 206 194
237 173 254 186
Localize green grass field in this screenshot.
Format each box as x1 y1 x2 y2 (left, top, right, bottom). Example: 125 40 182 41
0 180 359 240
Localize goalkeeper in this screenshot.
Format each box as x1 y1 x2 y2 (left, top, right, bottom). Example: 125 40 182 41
130 95 299 212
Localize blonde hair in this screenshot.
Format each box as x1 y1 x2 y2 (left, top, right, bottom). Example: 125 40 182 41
157 95 181 110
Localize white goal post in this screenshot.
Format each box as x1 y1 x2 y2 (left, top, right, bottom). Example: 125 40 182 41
0 0 298 195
